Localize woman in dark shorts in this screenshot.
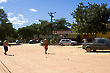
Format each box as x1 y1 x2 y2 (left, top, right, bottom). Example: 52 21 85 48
3 40 9 55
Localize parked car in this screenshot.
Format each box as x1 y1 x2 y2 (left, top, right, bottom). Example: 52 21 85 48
40 40 44 46
59 39 77 46
29 40 39 44
29 40 33 44
0 40 3 46
16 40 22 44
33 40 39 43
82 38 110 52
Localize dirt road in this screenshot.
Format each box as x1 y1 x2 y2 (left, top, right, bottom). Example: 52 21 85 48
0 44 110 73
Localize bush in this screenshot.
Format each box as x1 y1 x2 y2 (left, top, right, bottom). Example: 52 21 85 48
50 38 55 45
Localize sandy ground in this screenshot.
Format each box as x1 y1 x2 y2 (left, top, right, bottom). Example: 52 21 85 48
0 43 110 73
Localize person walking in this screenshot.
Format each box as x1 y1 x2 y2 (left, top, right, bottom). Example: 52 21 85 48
3 40 10 55
43 39 48 54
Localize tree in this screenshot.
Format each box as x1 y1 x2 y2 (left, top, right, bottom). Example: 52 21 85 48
71 3 110 33
18 27 34 39
39 20 51 35
29 23 41 38
71 22 78 33
0 9 8 24
0 9 14 39
54 18 70 30
17 19 71 40
11 28 19 39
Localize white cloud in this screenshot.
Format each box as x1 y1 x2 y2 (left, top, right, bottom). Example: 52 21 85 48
35 20 39 22
29 8 37 12
0 6 4 9
8 14 28 25
35 19 41 24
0 0 7 3
18 14 23 17
7 12 14 16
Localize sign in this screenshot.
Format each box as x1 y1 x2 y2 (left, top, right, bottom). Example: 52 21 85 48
53 30 72 34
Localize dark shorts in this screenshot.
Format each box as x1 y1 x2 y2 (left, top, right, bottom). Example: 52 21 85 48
4 46 8 52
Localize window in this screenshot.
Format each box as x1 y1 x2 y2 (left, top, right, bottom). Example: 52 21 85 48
97 39 106 43
62 40 65 41
66 40 69 41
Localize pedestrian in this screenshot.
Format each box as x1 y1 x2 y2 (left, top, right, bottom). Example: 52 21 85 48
82 38 87 43
3 40 10 55
43 39 48 54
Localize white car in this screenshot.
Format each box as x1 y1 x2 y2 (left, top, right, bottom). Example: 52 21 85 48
59 39 77 46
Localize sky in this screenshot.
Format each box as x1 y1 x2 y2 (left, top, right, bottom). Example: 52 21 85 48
0 0 110 29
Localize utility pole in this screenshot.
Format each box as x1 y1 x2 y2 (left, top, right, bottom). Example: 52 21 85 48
48 12 56 23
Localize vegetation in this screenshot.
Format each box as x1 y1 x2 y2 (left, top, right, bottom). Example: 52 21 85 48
0 2 110 41
17 18 70 40
0 9 15 40
71 2 110 33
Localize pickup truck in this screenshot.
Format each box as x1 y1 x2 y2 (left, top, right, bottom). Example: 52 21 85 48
82 38 110 52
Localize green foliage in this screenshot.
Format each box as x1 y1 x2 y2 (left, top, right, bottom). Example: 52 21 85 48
39 20 52 35
71 22 78 33
0 9 71 40
18 26 34 39
50 38 55 44
0 9 8 23
0 9 15 40
17 19 70 40
71 3 110 33
54 18 70 30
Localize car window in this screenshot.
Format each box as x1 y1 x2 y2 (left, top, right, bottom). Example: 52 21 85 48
66 40 69 41
97 39 106 43
61 40 65 41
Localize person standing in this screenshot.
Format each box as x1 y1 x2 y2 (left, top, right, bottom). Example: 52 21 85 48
82 38 87 43
3 40 10 55
43 39 48 54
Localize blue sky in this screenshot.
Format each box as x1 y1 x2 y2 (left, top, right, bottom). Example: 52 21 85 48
0 0 110 29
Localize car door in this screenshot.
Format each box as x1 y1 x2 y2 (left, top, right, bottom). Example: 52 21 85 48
61 39 67 45
64 39 70 45
92 39 108 50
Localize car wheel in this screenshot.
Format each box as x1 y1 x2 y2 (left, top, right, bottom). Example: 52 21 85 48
71 43 75 46
60 43 64 46
86 48 91 52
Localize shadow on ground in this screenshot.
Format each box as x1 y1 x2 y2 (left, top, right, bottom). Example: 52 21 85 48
47 53 56 55
7 54 14 56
